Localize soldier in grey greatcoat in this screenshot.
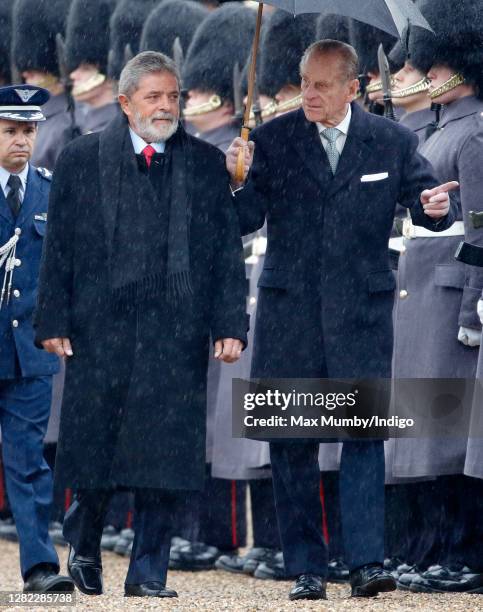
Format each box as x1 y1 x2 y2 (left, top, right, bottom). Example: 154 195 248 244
391 0 483 593
11 0 81 171
64 0 119 134
384 30 439 574
156 4 257 568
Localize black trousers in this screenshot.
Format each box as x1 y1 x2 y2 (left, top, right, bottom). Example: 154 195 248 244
250 478 281 550
270 439 385 578
439 474 483 571
63 488 181 585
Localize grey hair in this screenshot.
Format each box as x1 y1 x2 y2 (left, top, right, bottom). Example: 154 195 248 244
300 39 359 82
118 51 181 98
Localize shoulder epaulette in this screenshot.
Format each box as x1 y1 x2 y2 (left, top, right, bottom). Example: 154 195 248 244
36 167 53 181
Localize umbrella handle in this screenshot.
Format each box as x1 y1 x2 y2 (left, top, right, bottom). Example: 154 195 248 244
235 127 250 184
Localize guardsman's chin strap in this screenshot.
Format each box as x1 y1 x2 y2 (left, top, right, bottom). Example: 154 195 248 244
72 71 106 97
182 94 222 118
391 77 430 98
0 228 21 309
429 73 465 99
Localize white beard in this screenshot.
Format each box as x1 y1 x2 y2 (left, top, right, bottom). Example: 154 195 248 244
132 109 179 142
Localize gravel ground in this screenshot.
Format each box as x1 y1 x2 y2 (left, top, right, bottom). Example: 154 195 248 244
0 540 481 611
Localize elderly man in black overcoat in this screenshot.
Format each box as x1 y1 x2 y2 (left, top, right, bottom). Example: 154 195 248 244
35 51 247 599
226 39 458 601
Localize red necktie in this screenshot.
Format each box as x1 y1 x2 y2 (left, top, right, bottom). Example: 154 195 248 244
142 144 156 168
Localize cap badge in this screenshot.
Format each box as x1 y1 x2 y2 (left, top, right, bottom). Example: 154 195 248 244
14 89 37 103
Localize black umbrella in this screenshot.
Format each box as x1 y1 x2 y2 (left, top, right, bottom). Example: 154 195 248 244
235 0 432 181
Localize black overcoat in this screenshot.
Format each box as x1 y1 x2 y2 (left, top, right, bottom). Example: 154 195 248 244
234 103 458 381
35 116 247 490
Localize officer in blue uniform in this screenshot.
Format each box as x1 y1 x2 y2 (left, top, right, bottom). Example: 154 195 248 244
0 84 73 593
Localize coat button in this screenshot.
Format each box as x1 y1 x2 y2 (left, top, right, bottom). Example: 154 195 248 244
13 289 20 298
399 289 408 299
249 296 257 305
15 227 21 235
12 320 18 328
15 258 21 267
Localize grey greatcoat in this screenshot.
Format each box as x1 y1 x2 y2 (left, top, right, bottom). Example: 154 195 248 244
385 106 435 484
31 93 85 171
391 96 483 478
81 101 119 134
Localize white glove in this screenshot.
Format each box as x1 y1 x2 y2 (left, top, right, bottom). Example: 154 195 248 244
477 299 483 326
458 326 481 347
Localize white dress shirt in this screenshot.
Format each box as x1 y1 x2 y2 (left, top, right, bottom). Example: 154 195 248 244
317 104 352 156
0 163 29 202
129 127 166 154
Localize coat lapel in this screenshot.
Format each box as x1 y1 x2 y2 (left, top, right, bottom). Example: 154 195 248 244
326 103 374 198
99 115 128 261
291 109 333 190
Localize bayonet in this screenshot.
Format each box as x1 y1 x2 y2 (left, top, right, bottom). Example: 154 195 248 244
377 43 396 121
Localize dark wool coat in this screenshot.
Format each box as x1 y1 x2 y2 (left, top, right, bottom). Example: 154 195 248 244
234 103 458 381
35 117 247 491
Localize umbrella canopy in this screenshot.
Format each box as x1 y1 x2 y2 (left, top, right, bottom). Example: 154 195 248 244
233 0 432 182
258 0 432 37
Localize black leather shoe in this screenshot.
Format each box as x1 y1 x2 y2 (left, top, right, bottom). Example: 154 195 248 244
169 541 219 571
410 568 483 594
396 565 423 590
23 564 74 594
215 547 278 575
350 563 397 597
67 545 103 595
408 565 465 593
254 552 286 580
125 582 178 598
328 558 350 583
289 574 327 600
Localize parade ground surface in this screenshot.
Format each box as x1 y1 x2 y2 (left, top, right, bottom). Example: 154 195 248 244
0 541 480 612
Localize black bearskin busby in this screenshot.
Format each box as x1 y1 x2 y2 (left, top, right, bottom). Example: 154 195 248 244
65 0 118 74
0 0 14 82
259 10 316 98
349 21 397 75
388 40 408 73
140 0 208 60
108 0 160 81
11 0 72 76
409 0 483 96
182 3 256 103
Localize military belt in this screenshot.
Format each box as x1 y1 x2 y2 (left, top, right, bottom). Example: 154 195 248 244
402 219 465 239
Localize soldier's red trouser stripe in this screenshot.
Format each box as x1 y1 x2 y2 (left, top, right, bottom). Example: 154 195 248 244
64 488 72 511
231 480 238 548
319 477 329 545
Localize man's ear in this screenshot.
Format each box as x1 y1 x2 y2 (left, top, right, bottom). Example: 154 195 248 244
118 93 131 117
347 79 360 102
